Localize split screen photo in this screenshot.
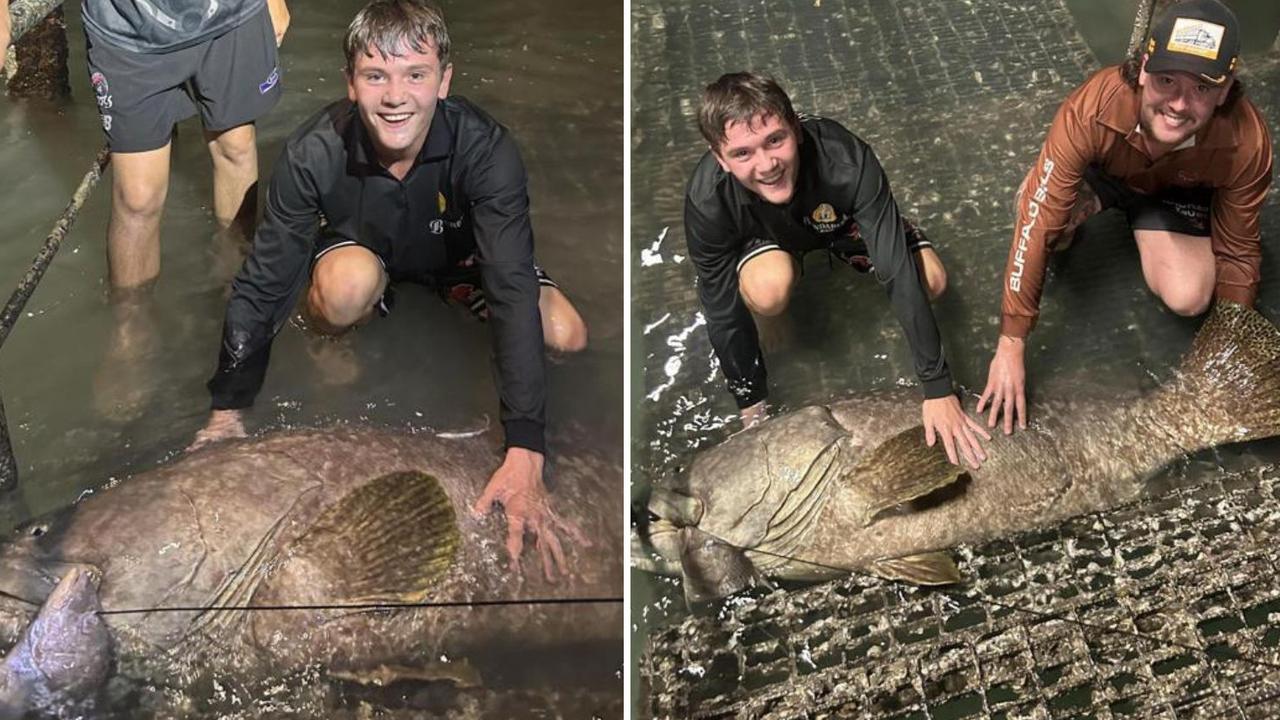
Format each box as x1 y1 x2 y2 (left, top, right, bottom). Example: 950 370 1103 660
1 0 1280 717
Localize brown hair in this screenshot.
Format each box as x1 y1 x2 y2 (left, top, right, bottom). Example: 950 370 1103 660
1120 50 1244 115
344 0 451 73
697 72 800 152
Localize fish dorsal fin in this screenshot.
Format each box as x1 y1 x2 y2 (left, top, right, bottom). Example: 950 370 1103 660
844 426 965 526
271 471 461 605
869 551 962 586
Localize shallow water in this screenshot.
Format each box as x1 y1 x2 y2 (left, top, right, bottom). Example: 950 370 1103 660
630 0 1280 715
0 0 622 715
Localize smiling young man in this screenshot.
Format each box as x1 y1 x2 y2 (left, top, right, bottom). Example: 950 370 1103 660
978 0 1272 434
192 0 588 579
684 72 990 469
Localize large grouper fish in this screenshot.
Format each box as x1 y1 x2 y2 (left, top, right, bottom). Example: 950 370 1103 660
0 427 622 716
636 302 1280 602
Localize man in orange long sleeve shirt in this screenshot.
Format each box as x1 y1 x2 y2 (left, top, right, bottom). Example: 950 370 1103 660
978 0 1272 433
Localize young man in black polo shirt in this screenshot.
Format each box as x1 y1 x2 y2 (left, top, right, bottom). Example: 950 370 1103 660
191 0 588 579
685 72 988 468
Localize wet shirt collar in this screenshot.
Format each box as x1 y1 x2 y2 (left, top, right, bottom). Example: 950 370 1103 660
344 101 455 176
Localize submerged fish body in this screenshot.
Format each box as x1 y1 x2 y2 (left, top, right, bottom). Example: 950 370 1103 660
641 302 1280 601
0 428 622 715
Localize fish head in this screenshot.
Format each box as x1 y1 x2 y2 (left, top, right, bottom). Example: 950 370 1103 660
0 565 111 716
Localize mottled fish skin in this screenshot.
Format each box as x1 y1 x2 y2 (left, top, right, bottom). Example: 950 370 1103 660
650 303 1280 593
0 428 622 710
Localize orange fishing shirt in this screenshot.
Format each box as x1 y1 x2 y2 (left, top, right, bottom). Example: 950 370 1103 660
1000 65 1273 338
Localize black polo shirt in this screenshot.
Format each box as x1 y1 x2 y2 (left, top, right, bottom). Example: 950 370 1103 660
208 96 547 454
684 115 953 409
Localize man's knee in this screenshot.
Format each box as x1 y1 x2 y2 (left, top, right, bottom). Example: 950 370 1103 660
738 255 794 317
112 154 170 220
540 287 588 353
207 125 257 168
308 250 385 329
1158 282 1213 317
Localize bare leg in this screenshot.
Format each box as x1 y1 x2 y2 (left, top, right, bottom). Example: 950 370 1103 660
303 245 387 386
107 145 171 289
738 248 797 355
1133 230 1215 316
205 124 259 239
538 286 588 352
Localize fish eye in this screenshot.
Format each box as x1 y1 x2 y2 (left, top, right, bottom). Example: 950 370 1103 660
27 524 46 537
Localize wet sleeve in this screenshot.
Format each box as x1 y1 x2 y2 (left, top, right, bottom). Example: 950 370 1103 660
684 196 767 409
1210 112 1271 307
466 128 547 455
850 142 952 399
999 88 1095 338
207 145 319 409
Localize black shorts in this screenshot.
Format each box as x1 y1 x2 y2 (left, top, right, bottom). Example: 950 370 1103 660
1083 165 1212 237
313 238 558 321
85 6 281 153
734 217 933 274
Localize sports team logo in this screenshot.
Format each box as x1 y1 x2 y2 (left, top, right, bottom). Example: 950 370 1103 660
1167 18 1224 59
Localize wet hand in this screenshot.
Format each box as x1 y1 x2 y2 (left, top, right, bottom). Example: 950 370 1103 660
739 401 768 430
922 395 990 470
471 447 589 582
977 335 1028 435
186 409 247 452
267 0 290 46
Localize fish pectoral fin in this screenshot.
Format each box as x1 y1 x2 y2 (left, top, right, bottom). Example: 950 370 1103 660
328 660 481 689
260 471 461 606
869 551 963 586
847 426 966 526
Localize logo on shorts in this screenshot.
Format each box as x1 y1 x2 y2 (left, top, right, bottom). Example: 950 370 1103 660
259 66 279 95
1167 18 1225 60
90 72 113 111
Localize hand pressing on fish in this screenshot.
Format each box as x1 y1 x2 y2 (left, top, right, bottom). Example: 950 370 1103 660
921 395 990 469
187 409 248 452
739 400 768 430
472 447 589 581
977 335 1028 434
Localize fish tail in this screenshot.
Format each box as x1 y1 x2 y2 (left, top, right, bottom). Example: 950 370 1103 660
1170 301 1280 448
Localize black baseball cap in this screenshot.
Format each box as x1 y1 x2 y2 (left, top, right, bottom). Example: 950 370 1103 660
1145 0 1240 86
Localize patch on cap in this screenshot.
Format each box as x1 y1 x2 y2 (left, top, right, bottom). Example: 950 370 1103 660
1166 17 1225 60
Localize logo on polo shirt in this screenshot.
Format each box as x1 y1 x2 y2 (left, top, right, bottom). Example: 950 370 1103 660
804 202 846 234
429 219 444 235
438 192 447 213
1167 18 1225 59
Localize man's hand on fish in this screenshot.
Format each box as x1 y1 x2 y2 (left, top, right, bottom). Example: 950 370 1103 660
187 409 248 452
739 400 768 430
922 395 990 470
977 335 1028 435
472 447 588 581
267 0 290 47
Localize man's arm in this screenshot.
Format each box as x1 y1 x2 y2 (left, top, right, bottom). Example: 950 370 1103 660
1208 106 1272 308
464 125 586 581
266 0 289 46
979 80 1095 432
849 139 988 467
850 139 951 398
194 143 320 446
685 193 767 416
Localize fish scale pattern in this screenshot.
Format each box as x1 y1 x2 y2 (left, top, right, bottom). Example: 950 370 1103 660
642 465 1280 718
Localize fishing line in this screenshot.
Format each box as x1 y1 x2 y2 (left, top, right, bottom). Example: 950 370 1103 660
98 596 623 616
670 531 1280 673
